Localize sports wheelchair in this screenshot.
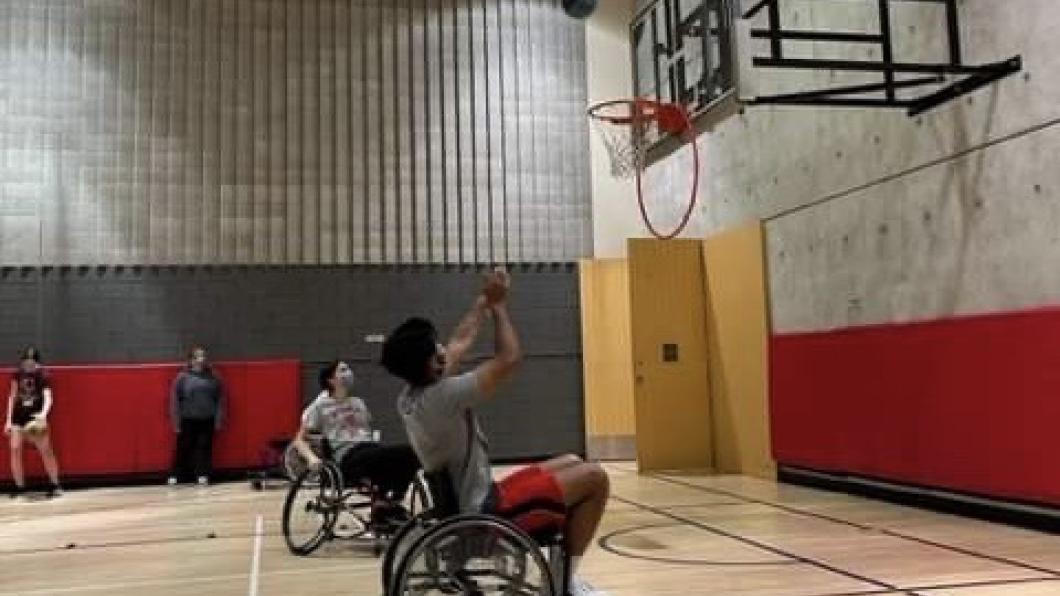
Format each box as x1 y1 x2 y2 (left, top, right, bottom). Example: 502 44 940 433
281 436 430 557
381 470 571 596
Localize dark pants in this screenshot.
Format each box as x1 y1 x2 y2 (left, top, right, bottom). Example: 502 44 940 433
172 418 216 480
339 444 420 501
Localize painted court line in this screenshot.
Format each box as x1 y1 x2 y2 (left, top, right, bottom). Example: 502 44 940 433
651 474 1060 578
0 565 381 596
610 493 908 594
248 515 264 596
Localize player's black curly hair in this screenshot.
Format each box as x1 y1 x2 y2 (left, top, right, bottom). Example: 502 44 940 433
380 318 439 387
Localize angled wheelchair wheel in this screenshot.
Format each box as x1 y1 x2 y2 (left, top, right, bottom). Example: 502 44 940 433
389 515 553 596
369 472 433 558
382 516 436 592
281 464 341 555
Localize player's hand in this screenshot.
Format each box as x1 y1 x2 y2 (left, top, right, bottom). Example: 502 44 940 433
482 268 511 305
306 455 323 471
3 422 11 436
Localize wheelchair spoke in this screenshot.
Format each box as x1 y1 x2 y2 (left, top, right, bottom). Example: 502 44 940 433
282 467 342 556
394 517 554 596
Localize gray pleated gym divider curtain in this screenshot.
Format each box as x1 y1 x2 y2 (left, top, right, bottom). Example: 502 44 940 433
0 0 592 266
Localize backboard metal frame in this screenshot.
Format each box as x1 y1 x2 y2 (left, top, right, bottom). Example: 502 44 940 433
738 0 1021 117
629 0 1023 152
631 0 743 148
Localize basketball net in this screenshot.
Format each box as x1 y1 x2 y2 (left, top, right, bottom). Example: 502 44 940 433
589 114 646 179
587 98 700 239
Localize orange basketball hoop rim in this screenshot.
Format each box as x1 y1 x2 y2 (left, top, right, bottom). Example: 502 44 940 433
587 98 700 240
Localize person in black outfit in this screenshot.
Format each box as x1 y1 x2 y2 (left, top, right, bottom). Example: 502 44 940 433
4 347 62 498
167 346 225 486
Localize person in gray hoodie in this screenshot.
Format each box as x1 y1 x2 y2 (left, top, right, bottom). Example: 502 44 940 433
167 346 225 486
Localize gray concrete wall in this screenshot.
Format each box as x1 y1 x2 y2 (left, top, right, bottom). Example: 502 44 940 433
0 0 591 266
0 265 584 459
634 0 1057 333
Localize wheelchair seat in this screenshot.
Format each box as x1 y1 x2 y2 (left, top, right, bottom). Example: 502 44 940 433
303 435 380 493
422 469 567 544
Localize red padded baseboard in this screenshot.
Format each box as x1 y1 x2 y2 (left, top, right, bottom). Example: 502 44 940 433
771 308 1060 508
1 360 300 482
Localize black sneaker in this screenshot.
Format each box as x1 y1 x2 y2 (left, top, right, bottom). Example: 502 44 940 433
9 486 24 500
45 485 63 499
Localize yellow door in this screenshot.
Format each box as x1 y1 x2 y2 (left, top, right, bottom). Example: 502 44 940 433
628 238 713 472
579 259 637 460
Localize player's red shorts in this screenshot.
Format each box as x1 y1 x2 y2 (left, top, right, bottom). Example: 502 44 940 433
490 465 567 536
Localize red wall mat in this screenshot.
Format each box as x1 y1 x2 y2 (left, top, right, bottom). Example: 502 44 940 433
771 307 1060 507
133 366 183 474
0 360 300 483
211 363 249 470
243 361 302 468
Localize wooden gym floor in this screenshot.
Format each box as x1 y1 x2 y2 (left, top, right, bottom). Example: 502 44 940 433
1 463 1059 595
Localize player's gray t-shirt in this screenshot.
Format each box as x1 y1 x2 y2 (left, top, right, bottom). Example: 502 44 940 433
397 371 492 513
301 391 373 461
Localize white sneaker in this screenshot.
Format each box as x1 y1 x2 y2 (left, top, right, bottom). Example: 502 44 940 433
569 577 611 596
196 476 209 486
166 477 179 486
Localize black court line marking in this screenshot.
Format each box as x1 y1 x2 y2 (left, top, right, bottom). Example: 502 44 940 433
607 498 747 512
0 492 270 516
609 494 911 594
905 576 1060 595
654 501 749 511
652 474 1060 578
797 585 898 589
716 576 1060 596
599 522 801 567
0 495 274 524
0 531 288 557
0 518 265 544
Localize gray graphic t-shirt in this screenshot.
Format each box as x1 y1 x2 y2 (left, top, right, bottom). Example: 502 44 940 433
397 371 492 513
302 391 373 461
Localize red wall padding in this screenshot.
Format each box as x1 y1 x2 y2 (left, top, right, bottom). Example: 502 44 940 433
771 307 1060 508
0 360 300 482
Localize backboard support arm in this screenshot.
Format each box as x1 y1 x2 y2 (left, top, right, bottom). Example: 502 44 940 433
741 0 1022 116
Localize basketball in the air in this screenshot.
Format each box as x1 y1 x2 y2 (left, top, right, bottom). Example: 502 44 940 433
562 0 598 19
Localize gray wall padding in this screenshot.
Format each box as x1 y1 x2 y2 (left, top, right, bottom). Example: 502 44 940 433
0 264 584 460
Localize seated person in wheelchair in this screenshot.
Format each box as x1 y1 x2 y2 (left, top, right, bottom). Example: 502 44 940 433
291 361 420 511
382 269 611 596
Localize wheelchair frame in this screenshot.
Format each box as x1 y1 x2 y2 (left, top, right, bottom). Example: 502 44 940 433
281 452 430 557
381 470 571 596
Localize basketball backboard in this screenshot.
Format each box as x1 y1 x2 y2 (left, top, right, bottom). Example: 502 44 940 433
632 0 744 145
